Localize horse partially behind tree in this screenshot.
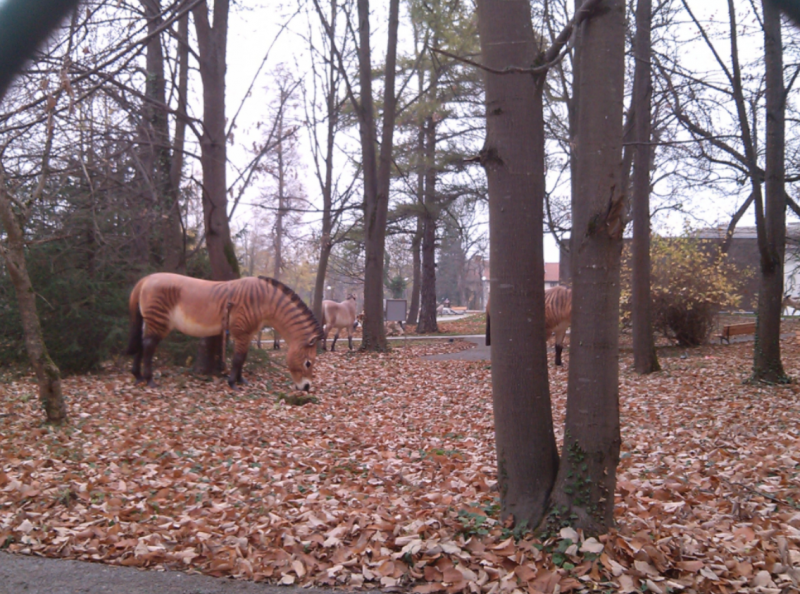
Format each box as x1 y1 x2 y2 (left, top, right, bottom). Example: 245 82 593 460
321 295 358 351
485 285 572 366
126 273 323 390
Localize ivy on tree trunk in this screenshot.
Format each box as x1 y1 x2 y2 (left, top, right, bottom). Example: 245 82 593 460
547 0 626 535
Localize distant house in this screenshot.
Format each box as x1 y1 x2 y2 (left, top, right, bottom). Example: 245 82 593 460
696 223 800 311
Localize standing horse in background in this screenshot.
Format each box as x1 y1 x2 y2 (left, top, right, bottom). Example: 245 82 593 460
127 273 323 390
485 285 572 366
545 285 572 366
321 295 358 351
782 294 800 315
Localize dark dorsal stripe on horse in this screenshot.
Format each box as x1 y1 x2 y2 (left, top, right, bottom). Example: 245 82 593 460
258 276 324 340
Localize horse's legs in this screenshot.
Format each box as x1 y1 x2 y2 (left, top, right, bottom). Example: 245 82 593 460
228 337 250 388
229 351 249 388
347 330 353 350
322 327 330 351
554 328 567 366
331 329 341 351
141 334 162 387
131 349 143 382
273 329 280 350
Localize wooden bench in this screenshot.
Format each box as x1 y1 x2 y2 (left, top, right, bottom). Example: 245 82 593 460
719 322 756 344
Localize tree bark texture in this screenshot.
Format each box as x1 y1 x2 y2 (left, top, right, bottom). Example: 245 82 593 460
548 0 625 535
0 190 66 424
193 0 237 282
630 0 660 374
407 218 422 325
193 0 237 375
417 114 439 334
476 0 558 530
141 0 184 273
753 0 787 382
358 0 400 351
164 5 189 273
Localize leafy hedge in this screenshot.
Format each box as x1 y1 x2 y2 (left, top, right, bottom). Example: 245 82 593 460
621 232 748 347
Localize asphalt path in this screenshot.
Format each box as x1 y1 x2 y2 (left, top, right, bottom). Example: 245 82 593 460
422 336 490 361
0 551 379 594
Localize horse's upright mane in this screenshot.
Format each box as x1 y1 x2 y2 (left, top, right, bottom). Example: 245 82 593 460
258 276 324 339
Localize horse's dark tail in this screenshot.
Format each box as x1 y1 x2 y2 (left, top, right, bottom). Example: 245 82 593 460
126 280 144 355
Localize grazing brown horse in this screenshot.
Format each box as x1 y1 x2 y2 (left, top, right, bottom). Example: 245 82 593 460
126 273 323 390
485 285 572 366
321 295 358 351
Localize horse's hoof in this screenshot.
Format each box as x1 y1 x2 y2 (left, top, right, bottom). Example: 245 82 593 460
238 378 249 386
146 380 158 388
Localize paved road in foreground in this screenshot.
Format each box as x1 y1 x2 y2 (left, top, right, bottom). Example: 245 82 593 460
0 551 372 594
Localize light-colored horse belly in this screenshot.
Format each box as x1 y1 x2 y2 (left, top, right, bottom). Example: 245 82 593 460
550 320 570 341
169 305 222 337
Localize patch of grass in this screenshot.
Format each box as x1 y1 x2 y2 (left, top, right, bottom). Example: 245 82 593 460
277 393 318 406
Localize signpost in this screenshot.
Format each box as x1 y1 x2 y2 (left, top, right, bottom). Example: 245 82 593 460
385 299 408 344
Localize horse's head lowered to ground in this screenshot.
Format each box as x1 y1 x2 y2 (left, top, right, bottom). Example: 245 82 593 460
284 334 320 391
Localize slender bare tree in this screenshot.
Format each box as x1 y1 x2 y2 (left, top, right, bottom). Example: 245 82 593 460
755 0 787 382
631 0 660 374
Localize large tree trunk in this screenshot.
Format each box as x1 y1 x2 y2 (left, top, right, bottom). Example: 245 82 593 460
0 189 66 424
753 0 787 382
417 114 439 334
631 0 659 374
193 0 237 375
548 0 626 535
476 0 558 530
358 0 400 351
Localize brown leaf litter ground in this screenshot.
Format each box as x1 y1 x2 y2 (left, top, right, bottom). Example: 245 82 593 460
1 331 800 594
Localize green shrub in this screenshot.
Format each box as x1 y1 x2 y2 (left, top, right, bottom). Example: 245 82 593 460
621 232 747 347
